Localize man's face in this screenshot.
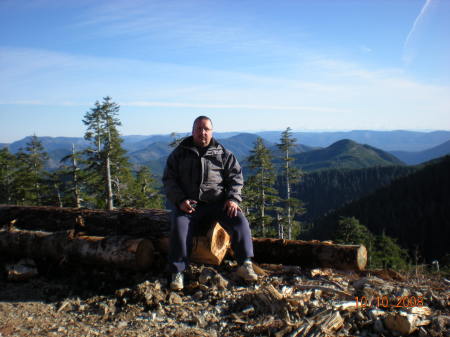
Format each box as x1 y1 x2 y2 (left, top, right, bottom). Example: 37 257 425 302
192 119 213 147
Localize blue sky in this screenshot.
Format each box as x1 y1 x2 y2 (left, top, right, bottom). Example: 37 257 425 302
1 0 449 143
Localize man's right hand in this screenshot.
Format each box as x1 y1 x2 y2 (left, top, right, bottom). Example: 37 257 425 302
179 199 197 213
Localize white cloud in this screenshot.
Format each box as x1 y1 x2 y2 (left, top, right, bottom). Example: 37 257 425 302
1 46 449 131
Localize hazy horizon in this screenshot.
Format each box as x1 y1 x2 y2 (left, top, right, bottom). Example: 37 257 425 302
2 128 450 145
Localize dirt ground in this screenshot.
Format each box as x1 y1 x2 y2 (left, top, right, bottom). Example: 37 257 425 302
0 259 449 337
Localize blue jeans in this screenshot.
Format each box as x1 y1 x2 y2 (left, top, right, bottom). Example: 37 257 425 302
168 201 254 273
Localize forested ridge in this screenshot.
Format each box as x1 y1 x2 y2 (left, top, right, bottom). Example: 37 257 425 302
295 165 417 221
308 156 450 262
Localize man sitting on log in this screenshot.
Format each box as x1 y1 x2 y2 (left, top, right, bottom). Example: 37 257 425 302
163 116 257 290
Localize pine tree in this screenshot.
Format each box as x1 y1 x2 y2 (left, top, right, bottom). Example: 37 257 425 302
60 144 84 208
243 137 279 237
82 97 132 210
276 127 305 239
14 135 49 205
41 170 64 207
371 232 409 270
0 148 17 204
123 166 163 209
333 216 374 246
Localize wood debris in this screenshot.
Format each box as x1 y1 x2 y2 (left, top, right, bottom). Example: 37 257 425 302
0 205 449 336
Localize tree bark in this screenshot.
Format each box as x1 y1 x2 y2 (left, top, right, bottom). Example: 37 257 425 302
0 205 170 238
252 238 367 271
0 228 154 271
1 206 367 270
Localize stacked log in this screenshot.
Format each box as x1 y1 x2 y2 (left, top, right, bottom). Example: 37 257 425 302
0 205 170 237
0 228 154 271
252 238 367 271
0 205 368 271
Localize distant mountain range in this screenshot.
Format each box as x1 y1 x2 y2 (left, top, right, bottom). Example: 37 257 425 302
2 130 450 173
390 140 450 165
256 130 450 152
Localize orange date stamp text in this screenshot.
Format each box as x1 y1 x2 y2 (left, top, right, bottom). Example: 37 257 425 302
355 296 424 309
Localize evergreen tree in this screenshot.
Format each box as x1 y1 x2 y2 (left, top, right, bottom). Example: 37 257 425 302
41 170 64 207
14 135 49 205
333 216 409 269
243 137 279 237
276 127 305 239
0 148 17 204
82 97 132 210
123 166 163 209
60 144 85 208
371 232 410 270
334 216 374 247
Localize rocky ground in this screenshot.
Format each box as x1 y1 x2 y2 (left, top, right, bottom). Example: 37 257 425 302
0 259 449 337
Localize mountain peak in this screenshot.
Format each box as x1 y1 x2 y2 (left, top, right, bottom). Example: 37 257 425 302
293 139 404 171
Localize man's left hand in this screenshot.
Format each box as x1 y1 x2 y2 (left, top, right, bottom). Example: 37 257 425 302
224 200 242 217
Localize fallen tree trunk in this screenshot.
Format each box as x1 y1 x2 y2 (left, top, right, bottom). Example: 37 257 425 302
252 238 367 271
0 206 367 270
0 228 154 271
0 205 170 238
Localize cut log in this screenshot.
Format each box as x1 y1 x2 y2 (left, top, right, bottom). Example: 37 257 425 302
158 222 231 266
0 205 170 238
190 222 231 265
252 238 367 271
0 228 153 271
0 206 367 270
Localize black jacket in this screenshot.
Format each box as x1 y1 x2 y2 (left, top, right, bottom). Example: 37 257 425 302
162 136 243 207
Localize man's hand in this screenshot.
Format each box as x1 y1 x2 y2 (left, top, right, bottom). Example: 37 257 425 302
224 200 242 217
179 199 197 214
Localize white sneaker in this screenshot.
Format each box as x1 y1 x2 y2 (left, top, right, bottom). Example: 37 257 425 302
235 261 258 282
170 272 184 291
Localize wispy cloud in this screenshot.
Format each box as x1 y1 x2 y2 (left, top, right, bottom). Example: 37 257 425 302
403 0 433 64
1 46 449 131
404 0 433 49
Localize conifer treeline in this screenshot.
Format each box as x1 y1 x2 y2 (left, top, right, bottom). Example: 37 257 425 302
310 156 450 263
242 127 305 239
0 97 162 209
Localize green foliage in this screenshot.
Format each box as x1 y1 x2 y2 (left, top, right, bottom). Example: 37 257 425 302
243 137 279 237
40 170 65 207
0 148 16 204
59 145 87 208
121 166 163 209
276 127 305 239
297 166 416 221
312 155 450 263
333 216 374 247
82 97 132 209
292 139 404 172
333 216 409 270
371 232 410 270
14 135 49 205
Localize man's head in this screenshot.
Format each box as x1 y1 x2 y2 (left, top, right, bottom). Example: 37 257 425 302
192 116 213 147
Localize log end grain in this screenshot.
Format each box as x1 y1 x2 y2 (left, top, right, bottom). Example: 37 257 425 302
356 245 368 271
